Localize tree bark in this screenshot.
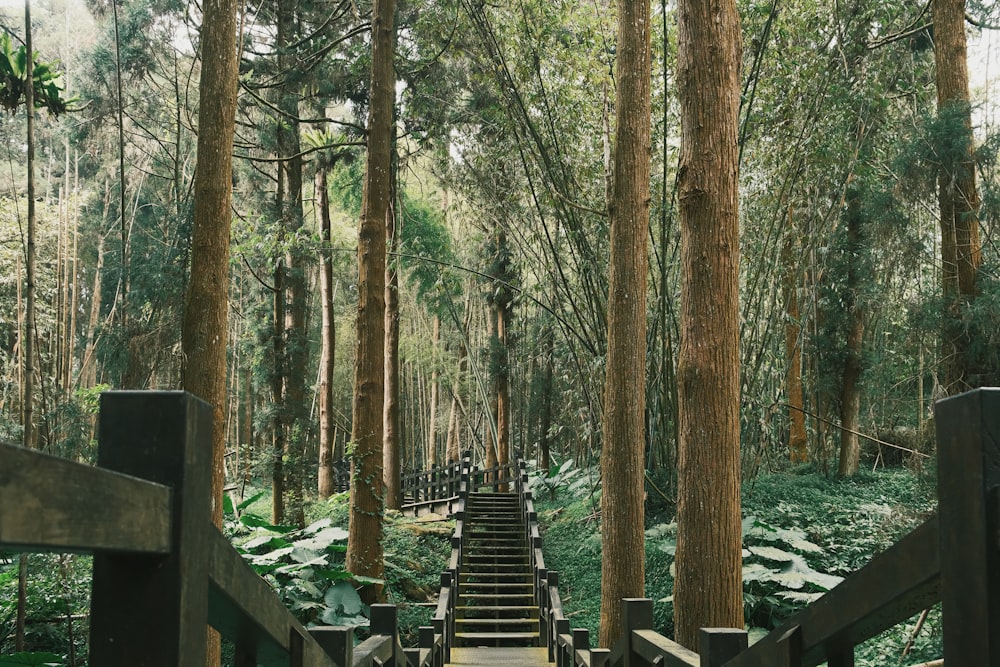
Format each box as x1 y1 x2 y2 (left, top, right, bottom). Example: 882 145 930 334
782 219 808 463
179 0 239 661
427 315 440 468
933 0 981 392
276 0 307 529
673 0 745 649
346 0 395 603
383 180 401 511
597 0 651 646
318 167 338 499
838 190 865 477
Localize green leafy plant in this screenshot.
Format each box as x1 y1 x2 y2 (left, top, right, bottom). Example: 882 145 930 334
225 494 372 628
0 33 76 117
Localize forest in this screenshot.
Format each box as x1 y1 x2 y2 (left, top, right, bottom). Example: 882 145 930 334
1 0 999 662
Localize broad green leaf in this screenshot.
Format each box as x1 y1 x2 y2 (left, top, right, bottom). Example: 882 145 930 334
324 580 363 615
237 491 268 511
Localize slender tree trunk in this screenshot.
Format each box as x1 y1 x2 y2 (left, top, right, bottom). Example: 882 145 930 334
427 315 440 468
271 266 286 524
276 0 307 528
597 0 651 646
318 168 338 499
346 0 395 603
484 303 499 478
495 229 512 489
782 218 808 463
673 0 744 649
933 0 981 392
538 327 554 472
17 6 37 650
838 190 865 477
383 178 401 511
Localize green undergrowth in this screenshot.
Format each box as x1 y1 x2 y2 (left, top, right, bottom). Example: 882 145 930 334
532 460 940 665
228 489 453 647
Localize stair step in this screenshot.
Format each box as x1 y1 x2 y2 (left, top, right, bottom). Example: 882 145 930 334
454 631 538 642
459 593 536 601
456 606 539 618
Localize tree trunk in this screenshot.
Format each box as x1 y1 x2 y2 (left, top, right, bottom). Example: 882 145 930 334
318 168 338 499
838 190 865 477
427 315 440 468
495 228 512 490
484 303 499 478
673 0 744 649
538 327 554 472
346 0 395 603
276 0 307 529
383 177 401 511
933 0 981 393
782 218 808 463
271 266 286 524
178 0 239 664
597 0 651 646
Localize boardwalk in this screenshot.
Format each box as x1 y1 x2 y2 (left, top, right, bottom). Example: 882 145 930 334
448 647 550 666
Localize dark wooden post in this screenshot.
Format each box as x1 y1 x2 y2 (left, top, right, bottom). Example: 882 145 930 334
371 604 401 666
310 627 353 666
574 628 591 665
621 598 653 667
699 628 748 667
936 388 1000 666
774 625 802 667
89 391 212 666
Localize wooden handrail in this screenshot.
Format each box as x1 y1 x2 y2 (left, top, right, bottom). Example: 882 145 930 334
0 391 415 667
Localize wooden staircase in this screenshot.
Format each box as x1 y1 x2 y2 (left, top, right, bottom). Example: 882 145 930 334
454 491 540 648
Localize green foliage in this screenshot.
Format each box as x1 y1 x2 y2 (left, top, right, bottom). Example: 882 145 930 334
0 555 91 662
0 34 75 117
0 653 63 666
537 465 938 655
227 491 451 645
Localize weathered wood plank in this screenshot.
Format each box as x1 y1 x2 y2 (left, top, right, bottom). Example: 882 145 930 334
0 441 172 554
633 629 700 667
207 529 338 667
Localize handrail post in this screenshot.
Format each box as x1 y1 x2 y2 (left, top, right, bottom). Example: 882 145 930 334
89 391 212 666
936 388 1000 667
621 598 653 667
574 628 590 666
371 604 400 666
310 627 353 666
698 628 747 667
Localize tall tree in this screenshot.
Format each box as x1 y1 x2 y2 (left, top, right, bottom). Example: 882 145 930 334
597 0 651 646
346 0 395 603
384 163 401 511
933 0 981 392
316 161 338 499
179 0 239 664
782 214 808 463
672 0 744 649
837 188 866 477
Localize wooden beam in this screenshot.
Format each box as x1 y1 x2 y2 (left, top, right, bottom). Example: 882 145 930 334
0 442 171 554
936 388 1000 666
726 515 940 667
89 391 212 666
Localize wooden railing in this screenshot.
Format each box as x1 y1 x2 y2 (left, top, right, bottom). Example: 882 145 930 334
522 387 1000 667
407 455 478 666
0 391 410 667
399 452 518 516
401 458 467 517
